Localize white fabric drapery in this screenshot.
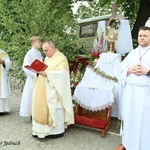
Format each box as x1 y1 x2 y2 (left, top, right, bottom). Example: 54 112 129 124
73 53 121 119
116 20 133 55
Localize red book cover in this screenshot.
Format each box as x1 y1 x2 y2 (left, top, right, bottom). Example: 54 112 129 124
24 59 48 72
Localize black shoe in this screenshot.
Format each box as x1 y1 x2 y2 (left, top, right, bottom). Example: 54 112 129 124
32 135 38 138
46 133 64 138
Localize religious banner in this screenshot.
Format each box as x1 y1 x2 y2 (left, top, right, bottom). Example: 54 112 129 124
92 21 107 57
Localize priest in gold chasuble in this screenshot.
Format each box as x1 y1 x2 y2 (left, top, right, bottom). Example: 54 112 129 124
32 40 74 138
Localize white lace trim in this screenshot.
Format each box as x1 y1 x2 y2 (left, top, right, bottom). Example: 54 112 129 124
74 97 113 111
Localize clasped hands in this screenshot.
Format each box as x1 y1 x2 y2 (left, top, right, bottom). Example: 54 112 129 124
127 65 149 76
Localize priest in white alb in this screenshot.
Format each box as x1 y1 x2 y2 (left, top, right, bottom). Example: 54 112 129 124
116 22 150 150
0 49 12 113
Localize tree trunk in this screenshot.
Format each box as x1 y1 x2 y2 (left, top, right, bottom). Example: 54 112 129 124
132 0 150 41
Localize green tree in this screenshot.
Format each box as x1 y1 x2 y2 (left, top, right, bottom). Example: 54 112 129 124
132 0 150 40
76 0 140 25
0 0 80 80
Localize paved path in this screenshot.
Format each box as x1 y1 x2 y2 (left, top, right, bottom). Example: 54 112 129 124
0 89 121 150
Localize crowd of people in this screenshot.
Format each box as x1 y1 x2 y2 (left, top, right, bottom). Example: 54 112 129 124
0 23 150 149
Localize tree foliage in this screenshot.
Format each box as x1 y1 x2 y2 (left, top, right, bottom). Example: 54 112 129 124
76 0 140 27
0 0 80 80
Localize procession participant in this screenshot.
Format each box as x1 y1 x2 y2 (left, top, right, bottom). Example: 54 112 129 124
0 49 12 113
32 40 74 138
20 36 42 117
116 25 150 150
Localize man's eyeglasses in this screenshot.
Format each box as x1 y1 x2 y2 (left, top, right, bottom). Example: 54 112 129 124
43 49 49 53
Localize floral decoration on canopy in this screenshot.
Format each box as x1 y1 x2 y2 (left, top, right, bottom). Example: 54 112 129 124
88 65 118 83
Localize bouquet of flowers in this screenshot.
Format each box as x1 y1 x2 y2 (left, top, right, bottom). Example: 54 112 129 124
70 69 84 95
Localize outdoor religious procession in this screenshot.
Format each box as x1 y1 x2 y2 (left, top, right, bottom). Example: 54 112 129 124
0 0 150 150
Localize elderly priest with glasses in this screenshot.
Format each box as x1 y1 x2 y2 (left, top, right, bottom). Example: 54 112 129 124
31 39 74 139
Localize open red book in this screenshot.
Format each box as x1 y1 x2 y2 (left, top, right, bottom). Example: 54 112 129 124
24 59 48 72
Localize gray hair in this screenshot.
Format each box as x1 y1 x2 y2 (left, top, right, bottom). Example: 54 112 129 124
43 40 55 48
